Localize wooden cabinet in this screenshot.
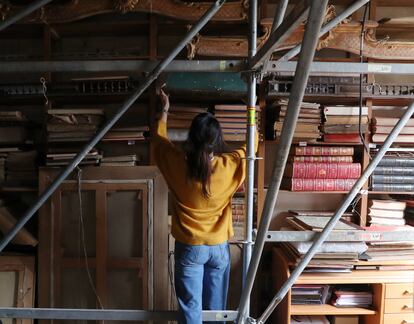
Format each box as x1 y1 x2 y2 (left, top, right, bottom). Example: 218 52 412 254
272 247 414 324
38 166 168 323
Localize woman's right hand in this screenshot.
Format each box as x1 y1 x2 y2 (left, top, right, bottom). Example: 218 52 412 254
159 87 170 113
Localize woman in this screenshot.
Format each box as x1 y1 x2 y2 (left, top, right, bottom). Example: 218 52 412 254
153 88 258 324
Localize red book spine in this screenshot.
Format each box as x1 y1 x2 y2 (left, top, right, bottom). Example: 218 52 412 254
290 178 357 191
324 134 362 143
291 163 361 179
292 156 353 163
295 146 354 156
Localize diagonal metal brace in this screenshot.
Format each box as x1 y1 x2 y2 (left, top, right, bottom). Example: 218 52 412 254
249 0 310 70
257 101 414 323
0 0 226 252
0 0 54 32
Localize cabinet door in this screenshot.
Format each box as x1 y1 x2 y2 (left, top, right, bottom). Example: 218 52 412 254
38 167 168 324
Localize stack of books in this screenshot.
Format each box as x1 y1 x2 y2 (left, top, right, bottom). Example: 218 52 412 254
47 108 104 142
331 286 373 308
214 104 260 142
368 199 406 226
283 213 367 272
46 149 102 166
6 151 37 186
291 316 329 324
0 111 28 145
371 154 414 192
372 116 414 143
322 106 369 143
167 105 208 141
283 146 360 191
273 100 321 143
405 200 414 226
100 154 139 167
231 196 245 240
291 284 331 305
102 126 148 142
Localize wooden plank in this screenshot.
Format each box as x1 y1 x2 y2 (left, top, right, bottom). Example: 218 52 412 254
38 171 52 324
141 189 149 309
51 192 62 308
153 169 169 311
291 304 376 315
95 189 108 308
61 257 143 269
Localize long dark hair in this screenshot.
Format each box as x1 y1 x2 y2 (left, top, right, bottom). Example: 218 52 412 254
184 112 228 198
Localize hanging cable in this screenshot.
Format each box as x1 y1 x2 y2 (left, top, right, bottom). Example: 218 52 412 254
40 77 49 106
359 4 371 157
76 168 104 311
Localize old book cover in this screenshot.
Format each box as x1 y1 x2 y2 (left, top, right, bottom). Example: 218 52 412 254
369 199 406 210
325 115 369 125
373 166 414 176
324 106 368 116
378 157 414 167
372 125 414 134
372 174 414 184
372 134 414 143
324 133 361 143
294 146 354 156
283 178 356 191
372 117 414 127
290 156 353 163
286 162 361 179
322 124 368 134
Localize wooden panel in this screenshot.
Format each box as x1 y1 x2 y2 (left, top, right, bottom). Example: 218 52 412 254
363 283 384 324
384 313 414 324
0 256 35 324
38 166 169 318
384 298 414 313
386 284 414 299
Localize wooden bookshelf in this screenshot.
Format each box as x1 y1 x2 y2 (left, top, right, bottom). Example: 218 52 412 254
291 304 376 316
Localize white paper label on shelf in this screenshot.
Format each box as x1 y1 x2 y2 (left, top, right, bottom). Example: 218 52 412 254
298 142 307 147
360 189 368 195
367 64 392 73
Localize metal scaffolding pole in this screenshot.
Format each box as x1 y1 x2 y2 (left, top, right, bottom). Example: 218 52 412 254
0 0 54 32
237 0 329 322
271 0 289 33
249 0 310 70
276 0 370 63
0 0 226 252
0 308 238 322
258 101 414 323
241 0 257 315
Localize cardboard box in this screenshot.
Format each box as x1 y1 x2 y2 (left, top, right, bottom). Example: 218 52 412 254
331 316 359 324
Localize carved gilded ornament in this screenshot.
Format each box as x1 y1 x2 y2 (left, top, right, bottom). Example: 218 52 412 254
6 0 248 23
188 6 414 61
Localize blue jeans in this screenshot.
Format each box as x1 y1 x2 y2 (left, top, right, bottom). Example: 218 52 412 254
174 241 230 324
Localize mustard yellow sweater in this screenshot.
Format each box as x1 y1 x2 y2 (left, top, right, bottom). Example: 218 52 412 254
153 120 258 245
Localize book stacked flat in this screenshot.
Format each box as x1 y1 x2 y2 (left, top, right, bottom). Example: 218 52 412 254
371 155 414 192
291 284 331 305
100 154 139 167
274 100 321 143
372 116 414 143
360 224 414 262
331 286 372 308
368 199 406 226
102 126 148 142
0 111 28 145
46 149 102 166
283 213 367 272
322 106 369 143
167 105 208 141
6 151 37 186
47 109 104 142
291 315 329 324
283 146 360 191
214 104 260 142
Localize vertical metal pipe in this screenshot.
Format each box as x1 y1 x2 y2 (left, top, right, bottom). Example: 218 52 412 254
258 101 414 323
271 0 289 33
277 0 370 62
237 1 328 322
242 0 257 315
0 0 54 32
0 0 226 252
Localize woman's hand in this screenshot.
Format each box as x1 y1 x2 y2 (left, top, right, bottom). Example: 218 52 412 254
159 87 170 113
